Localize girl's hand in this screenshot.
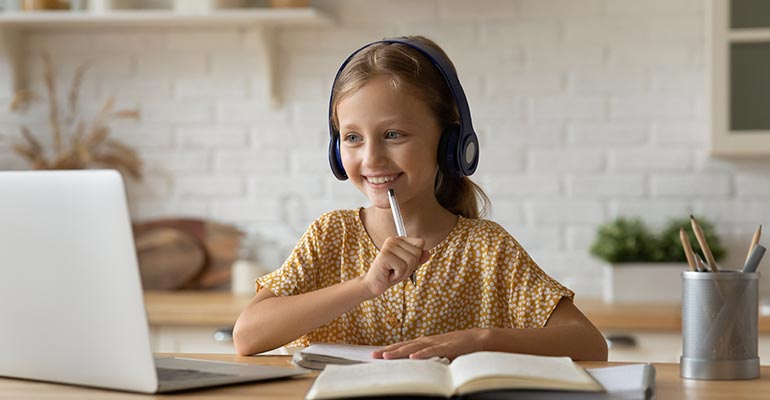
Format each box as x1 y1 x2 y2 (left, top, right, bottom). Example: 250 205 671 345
363 236 430 297
371 328 487 361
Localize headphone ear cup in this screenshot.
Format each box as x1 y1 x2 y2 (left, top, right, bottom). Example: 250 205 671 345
459 132 479 176
437 125 461 177
328 134 348 180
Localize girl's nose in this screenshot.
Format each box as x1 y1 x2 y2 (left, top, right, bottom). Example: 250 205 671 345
361 141 389 169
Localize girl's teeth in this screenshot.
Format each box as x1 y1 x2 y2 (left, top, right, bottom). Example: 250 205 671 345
368 176 396 184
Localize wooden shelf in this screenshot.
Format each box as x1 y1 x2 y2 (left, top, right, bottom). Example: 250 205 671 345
0 8 333 106
0 8 331 28
728 28 770 43
143 291 770 332
144 290 251 326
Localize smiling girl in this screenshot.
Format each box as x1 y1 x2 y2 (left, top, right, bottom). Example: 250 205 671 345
233 36 608 362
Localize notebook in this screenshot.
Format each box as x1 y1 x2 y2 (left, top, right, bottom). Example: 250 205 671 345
293 343 449 369
0 170 308 393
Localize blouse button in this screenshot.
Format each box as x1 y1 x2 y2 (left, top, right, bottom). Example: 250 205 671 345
387 315 401 328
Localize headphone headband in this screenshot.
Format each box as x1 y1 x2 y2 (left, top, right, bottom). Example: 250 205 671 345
328 37 479 180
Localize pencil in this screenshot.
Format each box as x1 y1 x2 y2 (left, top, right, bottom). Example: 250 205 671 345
679 228 697 272
690 215 719 272
744 225 762 265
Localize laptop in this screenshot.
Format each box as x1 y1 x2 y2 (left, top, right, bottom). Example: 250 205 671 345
0 170 308 393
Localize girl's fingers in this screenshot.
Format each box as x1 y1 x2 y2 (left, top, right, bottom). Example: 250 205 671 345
385 237 424 259
378 339 430 359
368 237 429 291
408 345 444 359
372 340 409 358
380 252 408 282
384 241 418 266
384 238 426 268
380 238 425 281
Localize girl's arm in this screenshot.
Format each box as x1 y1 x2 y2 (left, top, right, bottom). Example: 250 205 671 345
232 276 372 355
481 298 609 361
233 236 431 356
373 298 608 361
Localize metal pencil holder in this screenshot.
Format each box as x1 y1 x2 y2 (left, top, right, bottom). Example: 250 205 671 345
680 270 760 380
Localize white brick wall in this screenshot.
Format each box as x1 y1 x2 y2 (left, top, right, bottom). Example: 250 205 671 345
4 0 770 297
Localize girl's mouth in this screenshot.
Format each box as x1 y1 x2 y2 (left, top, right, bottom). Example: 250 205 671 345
365 173 402 187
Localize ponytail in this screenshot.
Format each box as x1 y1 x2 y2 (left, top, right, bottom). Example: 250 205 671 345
435 172 490 219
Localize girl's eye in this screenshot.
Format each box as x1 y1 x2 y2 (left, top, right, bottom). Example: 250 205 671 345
385 130 401 139
343 134 361 143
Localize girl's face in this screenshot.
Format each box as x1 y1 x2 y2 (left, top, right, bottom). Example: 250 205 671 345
336 74 442 210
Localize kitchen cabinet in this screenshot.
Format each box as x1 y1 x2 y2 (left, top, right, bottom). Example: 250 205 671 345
144 291 246 354
710 0 770 155
149 325 236 353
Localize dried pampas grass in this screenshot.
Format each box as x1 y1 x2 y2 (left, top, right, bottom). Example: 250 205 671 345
9 51 142 180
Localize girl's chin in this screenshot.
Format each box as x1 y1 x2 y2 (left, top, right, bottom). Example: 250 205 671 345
365 193 391 209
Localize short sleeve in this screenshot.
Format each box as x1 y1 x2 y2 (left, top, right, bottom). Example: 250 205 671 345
508 247 575 329
256 221 321 297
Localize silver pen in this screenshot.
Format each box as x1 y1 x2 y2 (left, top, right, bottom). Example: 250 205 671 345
743 244 766 273
387 189 416 286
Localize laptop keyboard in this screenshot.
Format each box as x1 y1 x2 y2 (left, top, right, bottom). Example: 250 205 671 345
156 367 236 382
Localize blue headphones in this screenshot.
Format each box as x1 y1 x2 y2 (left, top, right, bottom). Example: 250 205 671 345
328 37 479 180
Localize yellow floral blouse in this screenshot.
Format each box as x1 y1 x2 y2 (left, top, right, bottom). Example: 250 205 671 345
257 209 574 348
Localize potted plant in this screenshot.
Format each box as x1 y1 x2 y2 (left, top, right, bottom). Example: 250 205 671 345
8 51 142 179
590 216 726 303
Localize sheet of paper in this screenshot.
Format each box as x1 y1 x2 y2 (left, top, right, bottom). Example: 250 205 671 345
302 343 385 362
586 363 654 396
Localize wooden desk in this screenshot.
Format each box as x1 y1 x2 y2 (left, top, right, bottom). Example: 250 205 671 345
0 354 768 399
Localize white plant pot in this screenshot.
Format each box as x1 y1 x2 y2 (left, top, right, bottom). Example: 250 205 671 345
603 262 688 303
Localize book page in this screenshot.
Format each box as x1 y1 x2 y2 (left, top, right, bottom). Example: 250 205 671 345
306 359 454 400
449 352 600 394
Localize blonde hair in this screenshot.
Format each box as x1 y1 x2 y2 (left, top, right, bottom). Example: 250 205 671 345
330 36 490 219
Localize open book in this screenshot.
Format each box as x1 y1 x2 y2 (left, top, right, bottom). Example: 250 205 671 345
305 351 603 399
